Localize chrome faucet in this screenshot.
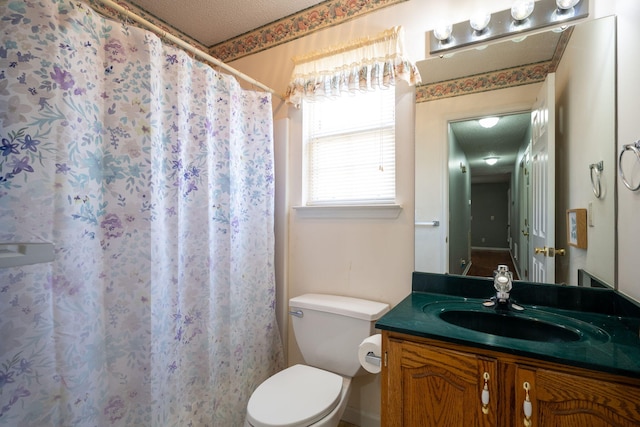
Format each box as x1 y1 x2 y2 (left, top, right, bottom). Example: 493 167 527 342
483 265 524 311
494 264 512 303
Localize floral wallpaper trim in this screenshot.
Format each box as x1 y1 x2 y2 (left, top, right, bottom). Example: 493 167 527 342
209 0 409 62
416 61 551 103
548 27 573 73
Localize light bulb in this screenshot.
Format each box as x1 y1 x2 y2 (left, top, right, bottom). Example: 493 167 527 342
556 0 580 9
470 13 491 32
433 24 452 41
511 0 535 21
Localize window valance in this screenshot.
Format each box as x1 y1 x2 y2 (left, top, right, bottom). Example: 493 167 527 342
285 26 421 107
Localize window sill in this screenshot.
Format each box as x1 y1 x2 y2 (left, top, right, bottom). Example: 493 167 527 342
292 204 403 219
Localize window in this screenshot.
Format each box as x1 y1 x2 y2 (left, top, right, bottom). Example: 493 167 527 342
302 87 396 206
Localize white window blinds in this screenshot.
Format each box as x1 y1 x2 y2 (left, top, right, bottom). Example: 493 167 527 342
303 87 396 205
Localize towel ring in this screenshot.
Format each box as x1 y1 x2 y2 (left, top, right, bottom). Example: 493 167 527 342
589 161 604 199
618 140 640 192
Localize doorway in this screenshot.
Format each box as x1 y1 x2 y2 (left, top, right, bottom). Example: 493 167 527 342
448 112 532 279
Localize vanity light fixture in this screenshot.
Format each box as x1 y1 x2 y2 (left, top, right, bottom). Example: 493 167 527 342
433 24 453 41
556 0 581 10
479 117 499 128
511 0 535 22
470 12 491 33
484 156 500 166
553 0 581 19
429 0 588 56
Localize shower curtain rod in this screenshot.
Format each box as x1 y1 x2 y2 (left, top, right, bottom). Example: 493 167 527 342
93 0 281 99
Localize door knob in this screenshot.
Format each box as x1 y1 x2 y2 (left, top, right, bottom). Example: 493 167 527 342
534 247 547 255
534 247 566 257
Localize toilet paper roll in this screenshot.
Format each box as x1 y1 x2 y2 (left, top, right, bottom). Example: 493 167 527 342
358 334 382 374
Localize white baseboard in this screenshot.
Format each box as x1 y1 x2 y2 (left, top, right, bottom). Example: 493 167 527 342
342 406 380 427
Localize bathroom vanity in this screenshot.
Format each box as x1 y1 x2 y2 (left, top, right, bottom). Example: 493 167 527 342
376 272 640 426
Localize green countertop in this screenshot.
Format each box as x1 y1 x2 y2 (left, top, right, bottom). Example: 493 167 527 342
376 272 640 378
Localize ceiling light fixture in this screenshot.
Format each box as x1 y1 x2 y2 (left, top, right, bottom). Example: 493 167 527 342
484 156 500 166
479 117 500 128
429 0 589 56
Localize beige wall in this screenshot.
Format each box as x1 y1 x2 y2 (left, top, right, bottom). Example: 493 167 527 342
607 0 640 302
284 84 416 425
231 0 640 424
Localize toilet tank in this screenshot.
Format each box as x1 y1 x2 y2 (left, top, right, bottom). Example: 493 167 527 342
289 294 390 377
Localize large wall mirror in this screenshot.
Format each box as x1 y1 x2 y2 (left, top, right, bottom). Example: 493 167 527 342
415 16 617 288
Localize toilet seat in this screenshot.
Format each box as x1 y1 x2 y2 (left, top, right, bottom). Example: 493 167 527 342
246 364 343 427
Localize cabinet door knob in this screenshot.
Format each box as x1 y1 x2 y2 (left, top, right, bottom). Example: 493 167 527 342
481 372 490 415
523 381 533 426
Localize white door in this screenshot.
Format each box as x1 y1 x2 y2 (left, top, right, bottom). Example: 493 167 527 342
530 74 556 283
518 149 531 280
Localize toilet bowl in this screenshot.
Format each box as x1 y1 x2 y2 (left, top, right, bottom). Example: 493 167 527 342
244 294 389 427
245 364 351 427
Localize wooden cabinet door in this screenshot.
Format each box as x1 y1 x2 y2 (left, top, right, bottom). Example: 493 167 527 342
515 366 640 427
385 338 497 427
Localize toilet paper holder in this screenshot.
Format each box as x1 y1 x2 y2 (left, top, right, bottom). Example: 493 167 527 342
365 351 381 367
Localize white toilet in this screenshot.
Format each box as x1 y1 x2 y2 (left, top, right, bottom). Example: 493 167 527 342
245 293 389 427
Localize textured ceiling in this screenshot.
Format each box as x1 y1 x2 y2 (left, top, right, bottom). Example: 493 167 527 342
126 0 327 46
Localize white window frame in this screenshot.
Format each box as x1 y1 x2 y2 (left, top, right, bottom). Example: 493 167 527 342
300 88 399 216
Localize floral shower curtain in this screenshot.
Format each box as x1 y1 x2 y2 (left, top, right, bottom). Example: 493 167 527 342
0 0 284 425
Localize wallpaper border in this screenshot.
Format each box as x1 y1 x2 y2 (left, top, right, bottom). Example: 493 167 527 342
416 61 551 103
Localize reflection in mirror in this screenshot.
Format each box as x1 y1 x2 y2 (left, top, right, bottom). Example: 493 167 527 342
448 112 531 281
415 16 616 288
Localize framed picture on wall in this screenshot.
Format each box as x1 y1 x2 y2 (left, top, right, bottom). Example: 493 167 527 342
567 209 587 249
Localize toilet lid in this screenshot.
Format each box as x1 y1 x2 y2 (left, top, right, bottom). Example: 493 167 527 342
247 364 343 427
